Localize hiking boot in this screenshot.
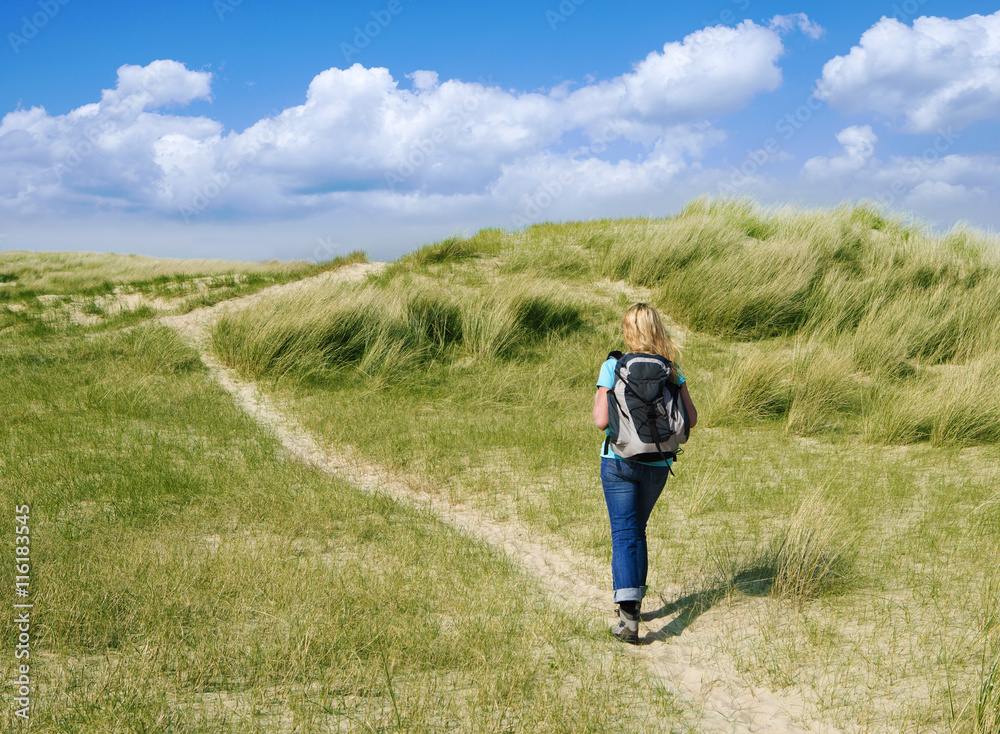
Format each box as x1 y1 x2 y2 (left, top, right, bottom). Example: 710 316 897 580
611 604 640 645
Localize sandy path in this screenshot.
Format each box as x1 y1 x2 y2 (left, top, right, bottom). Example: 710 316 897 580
161 262 847 734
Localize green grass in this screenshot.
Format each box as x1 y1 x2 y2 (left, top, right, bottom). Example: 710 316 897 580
0 250 368 324
211 275 586 383
0 250 349 295
208 200 1000 731
978 653 1000 734
0 322 681 732
7 199 1000 731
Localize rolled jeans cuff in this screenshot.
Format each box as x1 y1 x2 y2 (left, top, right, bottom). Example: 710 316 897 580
613 585 648 604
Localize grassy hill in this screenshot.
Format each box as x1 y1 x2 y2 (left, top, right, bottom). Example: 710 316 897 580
2 199 999 732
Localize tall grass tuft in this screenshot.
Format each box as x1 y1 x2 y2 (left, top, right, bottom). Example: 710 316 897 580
766 492 856 602
864 357 1000 446
404 236 479 265
703 491 856 605
113 325 205 375
977 653 1000 734
850 310 916 378
787 342 861 435
516 295 584 339
929 359 1000 446
709 346 792 425
213 285 434 383
459 296 521 360
658 238 816 339
863 376 935 445
975 598 1000 734
408 294 464 348
213 277 586 382
592 198 1000 368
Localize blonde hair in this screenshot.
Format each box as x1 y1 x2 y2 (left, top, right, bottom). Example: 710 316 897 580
622 303 680 364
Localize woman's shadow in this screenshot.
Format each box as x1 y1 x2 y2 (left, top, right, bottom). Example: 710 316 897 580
641 566 775 643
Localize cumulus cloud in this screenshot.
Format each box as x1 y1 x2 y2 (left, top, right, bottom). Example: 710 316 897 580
872 155 998 226
905 179 986 207
770 13 825 40
0 18 809 223
492 125 726 226
407 70 439 91
0 60 219 216
100 60 213 115
799 125 1000 196
777 126 1000 231
227 17 794 198
563 19 789 139
802 125 878 179
816 11 1000 133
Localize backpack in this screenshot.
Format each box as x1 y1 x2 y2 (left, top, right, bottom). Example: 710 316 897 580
605 352 689 466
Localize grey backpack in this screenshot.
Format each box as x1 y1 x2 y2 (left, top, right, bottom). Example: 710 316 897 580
605 353 689 465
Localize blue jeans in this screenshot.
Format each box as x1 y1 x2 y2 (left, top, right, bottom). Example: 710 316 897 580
600 457 670 604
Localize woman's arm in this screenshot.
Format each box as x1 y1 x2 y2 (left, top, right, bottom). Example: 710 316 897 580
593 387 610 430
680 382 698 428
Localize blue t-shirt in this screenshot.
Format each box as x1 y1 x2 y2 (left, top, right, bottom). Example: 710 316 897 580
598 357 685 466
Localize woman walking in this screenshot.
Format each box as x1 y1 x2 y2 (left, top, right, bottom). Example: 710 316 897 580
592 303 697 644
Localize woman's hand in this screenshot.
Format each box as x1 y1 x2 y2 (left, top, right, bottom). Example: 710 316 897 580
593 387 610 430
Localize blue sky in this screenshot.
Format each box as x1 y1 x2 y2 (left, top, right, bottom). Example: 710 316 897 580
2 0 999 261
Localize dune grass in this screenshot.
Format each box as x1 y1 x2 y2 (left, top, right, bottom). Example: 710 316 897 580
592 199 1000 359
0 250 368 327
207 199 1000 731
211 275 586 384
0 321 682 732
6 198 1000 731
978 652 1000 734
0 250 343 295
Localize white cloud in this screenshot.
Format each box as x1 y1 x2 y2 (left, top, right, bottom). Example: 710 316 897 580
798 125 1000 204
407 70 439 91
773 129 1000 231
15 16 996 260
491 125 725 226
905 179 985 207
564 20 788 141
816 12 1000 133
802 125 878 179
100 60 213 115
0 60 220 216
889 170 995 227
0 19 805 222
770 13 825 40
